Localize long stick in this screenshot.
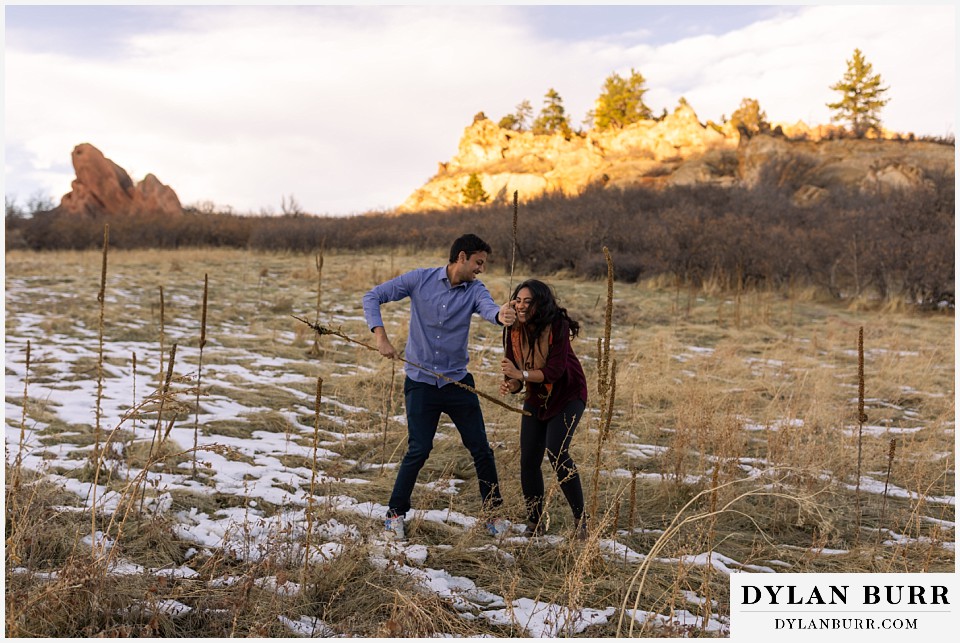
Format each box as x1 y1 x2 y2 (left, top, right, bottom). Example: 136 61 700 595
292 315 529 416
503 190 519 366
508 190 518 295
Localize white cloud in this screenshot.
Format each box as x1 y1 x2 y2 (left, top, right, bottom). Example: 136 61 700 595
4 4 954 215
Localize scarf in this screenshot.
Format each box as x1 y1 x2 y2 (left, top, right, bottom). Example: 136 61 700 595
510 324 553 404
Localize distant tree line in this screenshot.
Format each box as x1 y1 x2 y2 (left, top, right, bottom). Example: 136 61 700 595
7 164 953 307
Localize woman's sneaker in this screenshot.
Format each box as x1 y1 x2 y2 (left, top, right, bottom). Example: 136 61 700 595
523 517 548 537
485 517 510 538
384 513 406 540
574 516 589 541
523 520 547 538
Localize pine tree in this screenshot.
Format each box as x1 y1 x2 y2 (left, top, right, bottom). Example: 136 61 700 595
497 114 520 131
592 69 652 131
498 99 534 132
461 173 489 205
532 89 572 137
515 100 533 131
827 48 890 138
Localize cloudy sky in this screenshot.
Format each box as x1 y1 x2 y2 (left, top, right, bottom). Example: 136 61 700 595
4 3 955 216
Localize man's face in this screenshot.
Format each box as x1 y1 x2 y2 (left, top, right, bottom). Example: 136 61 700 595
455 251 487 282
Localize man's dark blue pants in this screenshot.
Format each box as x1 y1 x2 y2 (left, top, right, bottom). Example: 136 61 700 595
388 374 502 516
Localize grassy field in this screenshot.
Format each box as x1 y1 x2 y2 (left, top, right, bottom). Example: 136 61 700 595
4 246 954 637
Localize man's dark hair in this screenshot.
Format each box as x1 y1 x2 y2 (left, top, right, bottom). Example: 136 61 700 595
448 233 492 263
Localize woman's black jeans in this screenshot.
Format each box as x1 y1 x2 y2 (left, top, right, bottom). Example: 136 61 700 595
520 397 586 527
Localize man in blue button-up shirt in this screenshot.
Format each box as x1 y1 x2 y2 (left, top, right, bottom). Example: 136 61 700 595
363 233 516 540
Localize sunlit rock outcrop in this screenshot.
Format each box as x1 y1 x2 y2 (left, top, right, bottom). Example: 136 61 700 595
399 105 952 212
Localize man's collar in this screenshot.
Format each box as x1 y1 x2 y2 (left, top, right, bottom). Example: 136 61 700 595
441 264 468 288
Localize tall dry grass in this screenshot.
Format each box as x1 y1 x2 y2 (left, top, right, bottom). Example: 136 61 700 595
4 246 954 637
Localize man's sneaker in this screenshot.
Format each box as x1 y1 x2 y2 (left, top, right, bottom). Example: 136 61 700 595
485 517 510 538
523 522 546 538
384 513 405 540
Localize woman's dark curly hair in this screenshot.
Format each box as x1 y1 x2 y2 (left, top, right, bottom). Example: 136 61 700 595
510 279 580 341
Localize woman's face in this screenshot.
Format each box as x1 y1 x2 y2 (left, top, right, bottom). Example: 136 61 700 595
514 287 535 323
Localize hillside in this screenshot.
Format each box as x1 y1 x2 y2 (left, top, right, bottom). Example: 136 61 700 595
399 105 954 212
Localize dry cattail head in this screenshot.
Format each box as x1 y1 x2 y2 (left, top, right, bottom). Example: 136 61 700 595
315 375 324 414
98 224 109 304
200 273 208 348
602 246 614 381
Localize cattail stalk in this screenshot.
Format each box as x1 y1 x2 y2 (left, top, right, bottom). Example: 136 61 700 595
309 246 325 356
628 469 637 531
589 247 615 521
92 223 109 559
128 351 137 471
96 224 109 437
193 274 208 477
509 190 518 294
304 376 323 584
141 343 178 513
701 463 722 634
589 361 618 517
158 285 166 386
878 438 897 540
6 341 33 569
855 326 866 535
595 337 602 393
161 344 180 443
13 341 31 486
600 247 614 400
502 191 520 364
314 246 325 323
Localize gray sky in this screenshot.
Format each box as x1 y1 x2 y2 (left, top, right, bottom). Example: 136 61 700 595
4 3 955 216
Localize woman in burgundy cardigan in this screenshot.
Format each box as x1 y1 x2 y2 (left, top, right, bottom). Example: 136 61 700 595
499 279 589 539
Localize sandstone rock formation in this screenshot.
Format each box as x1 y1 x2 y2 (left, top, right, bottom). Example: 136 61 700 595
398 106 952 212
57 143 183 217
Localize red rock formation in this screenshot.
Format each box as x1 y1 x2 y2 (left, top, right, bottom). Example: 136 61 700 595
57 143 182 217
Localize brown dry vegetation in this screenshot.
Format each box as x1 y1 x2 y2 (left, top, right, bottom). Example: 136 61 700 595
4 247 955 637
6 166 955 308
